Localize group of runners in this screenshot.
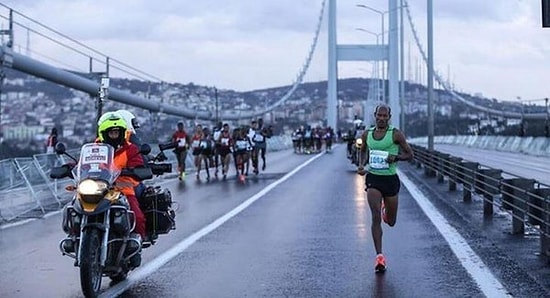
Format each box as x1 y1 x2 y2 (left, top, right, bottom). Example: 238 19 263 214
291 125 335 154
171 118 273 182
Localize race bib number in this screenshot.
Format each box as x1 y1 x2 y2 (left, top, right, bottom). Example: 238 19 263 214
177 138 186 147
191 140 200 148
253 134 264 143
369 150 389 169
236 140 248 150
221 137 230 146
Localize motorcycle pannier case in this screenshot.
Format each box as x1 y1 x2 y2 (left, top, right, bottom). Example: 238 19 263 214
139 186 176 235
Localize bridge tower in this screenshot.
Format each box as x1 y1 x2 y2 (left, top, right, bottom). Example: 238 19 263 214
327 0 400 130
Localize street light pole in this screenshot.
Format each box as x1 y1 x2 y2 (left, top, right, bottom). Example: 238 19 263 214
214 86 219 124
427 0 434 150
355 28 381 102
0 67 4 157
545 97 549 137
356 4 387 103
518 96 525 137
399 0 405 133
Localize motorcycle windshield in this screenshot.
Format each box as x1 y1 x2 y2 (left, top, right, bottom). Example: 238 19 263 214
74 143 120 184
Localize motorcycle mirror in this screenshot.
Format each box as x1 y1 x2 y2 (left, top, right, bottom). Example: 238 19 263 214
50 164 71 179
158 142 176 151
140 144 152 155
55 142 67 155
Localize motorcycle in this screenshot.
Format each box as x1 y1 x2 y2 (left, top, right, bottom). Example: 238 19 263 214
346 135 366 175
50 142 175 297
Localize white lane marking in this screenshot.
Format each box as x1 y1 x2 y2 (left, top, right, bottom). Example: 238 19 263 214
398 169 512 298
0 218 35 230
101 152 325 298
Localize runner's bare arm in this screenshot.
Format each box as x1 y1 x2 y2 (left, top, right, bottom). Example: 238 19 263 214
389 129 413 163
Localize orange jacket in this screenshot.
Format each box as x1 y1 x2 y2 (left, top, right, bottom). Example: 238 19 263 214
114 142 143 197
94 139 144 197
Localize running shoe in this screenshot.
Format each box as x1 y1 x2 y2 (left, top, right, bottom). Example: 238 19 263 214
381 201 388 224
375 254 387 273
180 172 186 180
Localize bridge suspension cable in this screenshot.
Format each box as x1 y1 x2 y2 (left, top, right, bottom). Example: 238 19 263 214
0 3 164 83
403 0 547 120
0 1 328 121
261 0 327 114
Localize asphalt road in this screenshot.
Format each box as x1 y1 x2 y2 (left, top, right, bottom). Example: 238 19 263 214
0 145 548 297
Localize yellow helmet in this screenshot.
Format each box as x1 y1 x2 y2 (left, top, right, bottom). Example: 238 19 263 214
97 112 127 145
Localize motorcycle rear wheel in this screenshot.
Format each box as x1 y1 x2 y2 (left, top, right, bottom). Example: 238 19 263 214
80 229 103 298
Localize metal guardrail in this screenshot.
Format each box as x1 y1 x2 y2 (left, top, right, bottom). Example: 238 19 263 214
411 144 550 261
409 135 550 157
0 136 293 224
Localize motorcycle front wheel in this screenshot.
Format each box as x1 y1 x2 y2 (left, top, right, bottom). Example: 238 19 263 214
80 229 103 297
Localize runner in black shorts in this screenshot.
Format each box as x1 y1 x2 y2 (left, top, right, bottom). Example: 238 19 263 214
216 124 232 179
358 104 413 273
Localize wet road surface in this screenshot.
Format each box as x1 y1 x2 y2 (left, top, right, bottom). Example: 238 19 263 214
0 145 548 297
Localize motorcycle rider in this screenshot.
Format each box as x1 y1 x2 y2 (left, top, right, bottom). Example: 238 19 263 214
347 118 366 158
114 109 148 199
97 112 146 251
116 109 142 146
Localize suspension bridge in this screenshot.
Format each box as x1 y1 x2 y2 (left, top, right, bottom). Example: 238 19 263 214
0 1 549 297
0 0 546 134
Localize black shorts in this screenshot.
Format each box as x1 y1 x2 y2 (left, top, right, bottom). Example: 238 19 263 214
234 149 247 158
201 148 213 156
218 147 232 157
365 173 401 197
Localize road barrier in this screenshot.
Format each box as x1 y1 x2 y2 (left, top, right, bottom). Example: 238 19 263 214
411 144 550 263
410 135 550 157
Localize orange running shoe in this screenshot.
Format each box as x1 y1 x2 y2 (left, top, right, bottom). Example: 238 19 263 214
381 201 388 224
375 254 387 273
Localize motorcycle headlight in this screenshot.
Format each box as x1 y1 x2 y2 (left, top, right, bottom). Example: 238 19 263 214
77 179 108 204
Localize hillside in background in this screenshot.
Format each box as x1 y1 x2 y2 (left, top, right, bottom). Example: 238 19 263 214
0 68 547 158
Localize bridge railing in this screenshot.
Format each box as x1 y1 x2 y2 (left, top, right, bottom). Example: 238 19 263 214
411 144 550 262
410 135 550 157
0 136 293 224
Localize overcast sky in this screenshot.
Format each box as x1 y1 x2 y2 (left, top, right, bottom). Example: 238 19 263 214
0 0 548 103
